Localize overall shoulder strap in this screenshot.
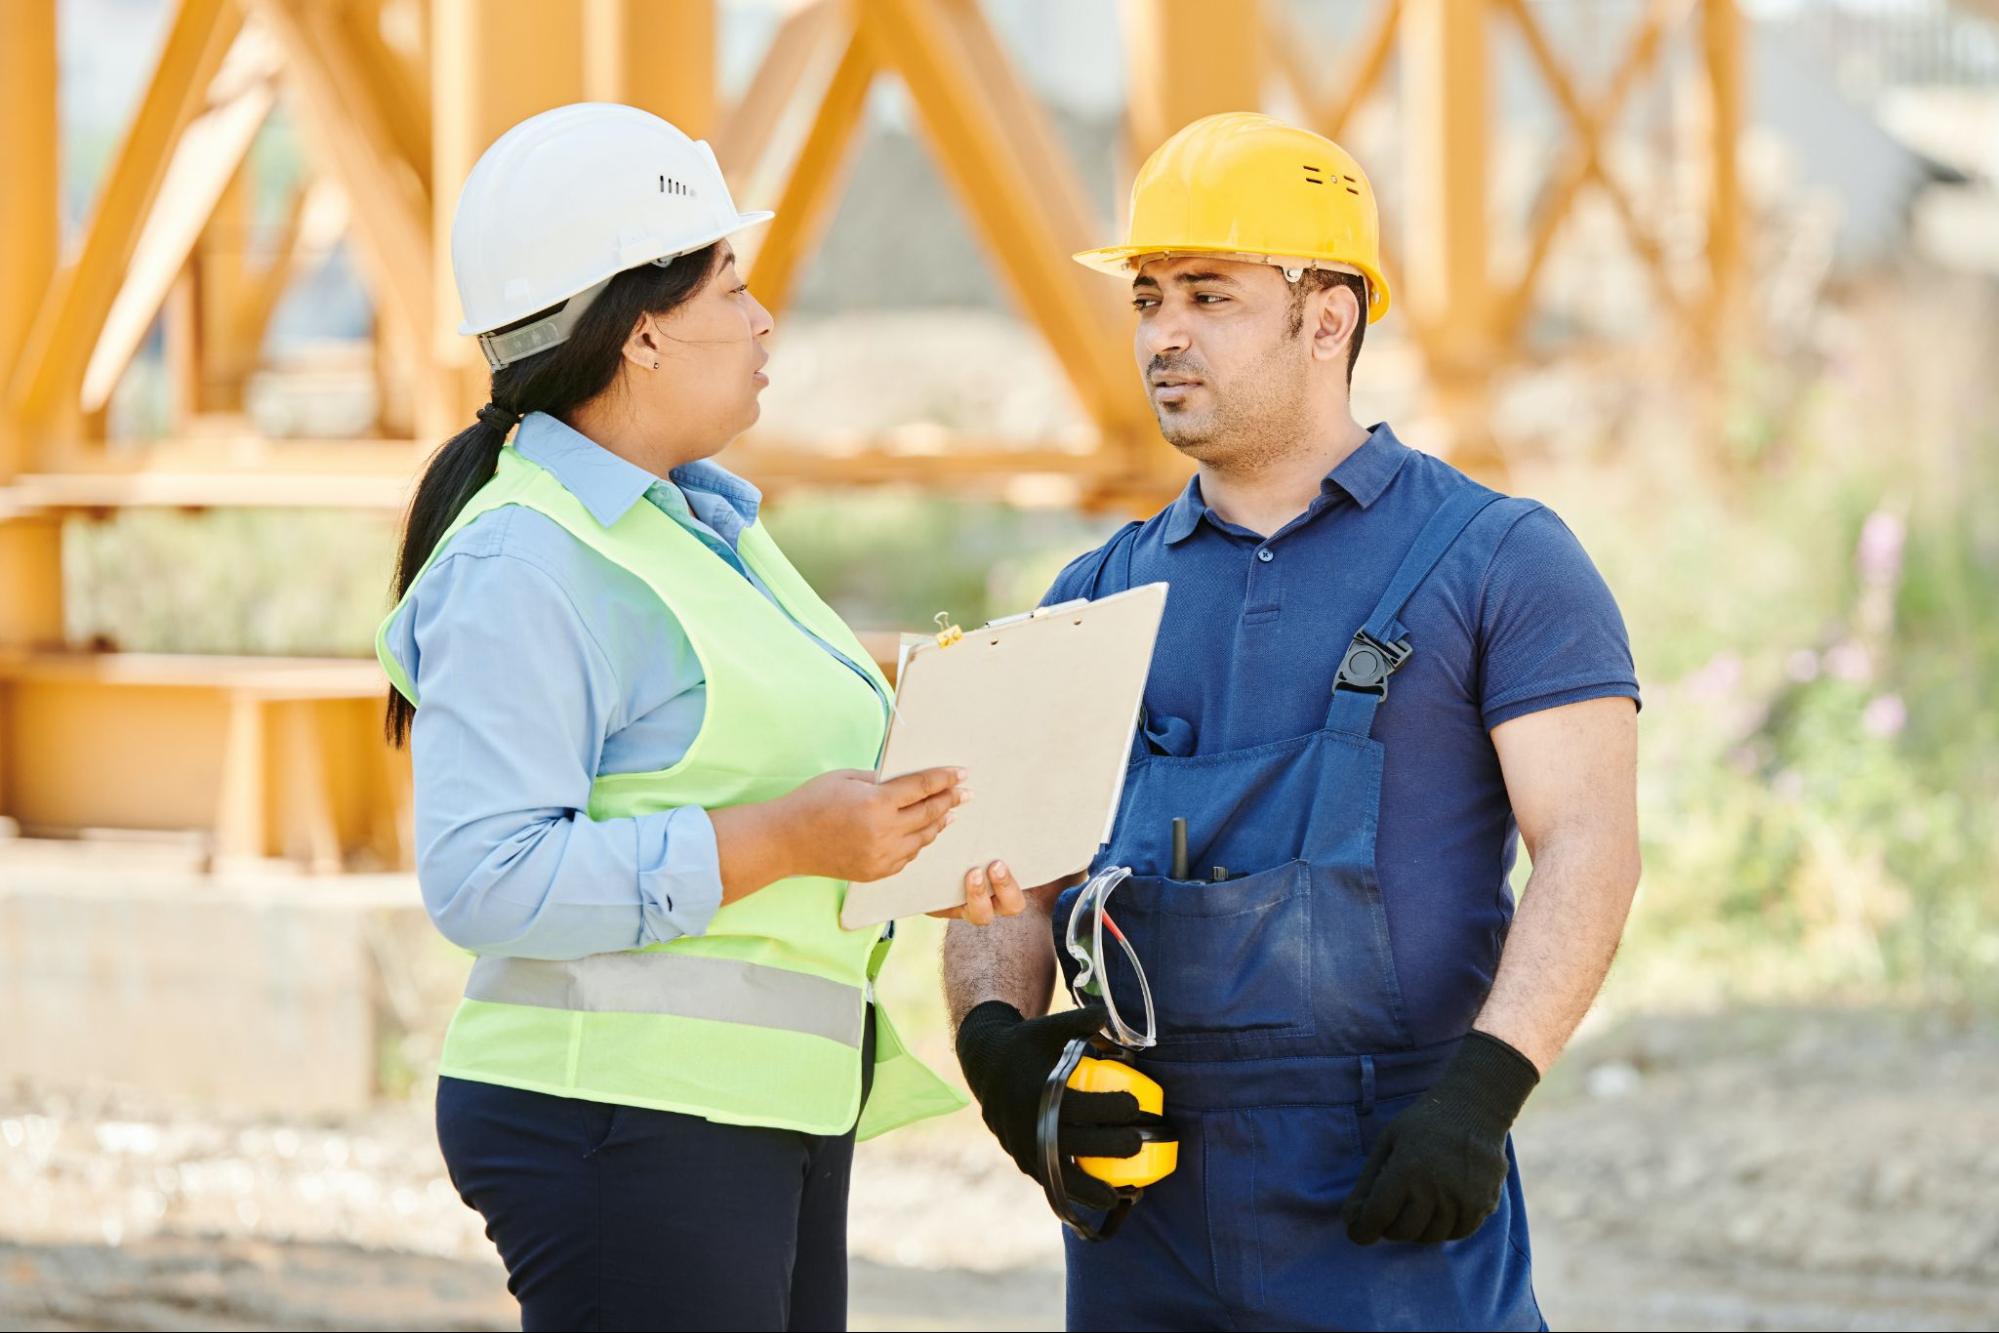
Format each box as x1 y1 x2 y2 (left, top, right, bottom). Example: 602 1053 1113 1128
1065 519 1149 759
1325 484 1507 737
1076 520 1145 599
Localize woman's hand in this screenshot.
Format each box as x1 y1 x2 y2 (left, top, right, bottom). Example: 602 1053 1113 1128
711 768 1030 918
929 860 1027 925
772 767 970 885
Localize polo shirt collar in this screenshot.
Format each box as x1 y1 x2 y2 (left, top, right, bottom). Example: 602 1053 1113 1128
1161 421 1413 545
1160 474 1207 544
513 412 657 528
1326 422 1413 510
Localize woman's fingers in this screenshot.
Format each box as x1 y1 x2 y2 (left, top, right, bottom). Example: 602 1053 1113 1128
878 766 967 810
882 766 969 836
897 784 966 834
862 775 1021 931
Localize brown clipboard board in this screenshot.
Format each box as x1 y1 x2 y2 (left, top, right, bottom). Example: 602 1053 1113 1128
839 582 1168 929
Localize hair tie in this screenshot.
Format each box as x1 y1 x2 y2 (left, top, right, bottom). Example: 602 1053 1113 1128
476 402 522 433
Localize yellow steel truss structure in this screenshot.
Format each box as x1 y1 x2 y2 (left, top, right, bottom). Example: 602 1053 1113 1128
0 0 1747 864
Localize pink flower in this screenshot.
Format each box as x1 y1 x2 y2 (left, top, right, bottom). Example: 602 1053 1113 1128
1856 510 1905 589
1688 652 1743 700
1861 694 1906 739
1825 641 1871 683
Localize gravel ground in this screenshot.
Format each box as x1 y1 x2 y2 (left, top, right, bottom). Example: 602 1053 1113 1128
3 1006 1995 1332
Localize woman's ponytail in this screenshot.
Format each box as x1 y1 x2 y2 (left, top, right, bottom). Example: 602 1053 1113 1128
382 405 517 745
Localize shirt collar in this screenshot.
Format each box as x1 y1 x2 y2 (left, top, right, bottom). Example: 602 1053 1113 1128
1160 474 1208 545
1325 422 1412 509
668 456 763 527
1161 422 1412 546
511 413 764 530
512 412 658 527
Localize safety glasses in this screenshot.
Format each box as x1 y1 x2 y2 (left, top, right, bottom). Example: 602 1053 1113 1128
1062 865 1156 1050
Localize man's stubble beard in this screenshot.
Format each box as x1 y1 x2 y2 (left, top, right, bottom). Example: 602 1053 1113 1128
1154 343 1312 474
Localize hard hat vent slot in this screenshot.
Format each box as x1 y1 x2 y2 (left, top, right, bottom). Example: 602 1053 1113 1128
1302 163 1326 185
659 176 696 197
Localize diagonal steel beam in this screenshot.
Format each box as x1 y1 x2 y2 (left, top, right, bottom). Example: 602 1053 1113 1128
937 0 1111 305
712 0 846 189
246 0 433 353
742 20 877 318
1493 0 1695 343
1266 0 1403 142
7 0 245 435
1496 0 1690 324
223 174 339 386
334 0 434 197
82 68 278 414
863 0 1153 449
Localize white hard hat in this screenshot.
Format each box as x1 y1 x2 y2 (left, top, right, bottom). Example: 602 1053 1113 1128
450 102 773 369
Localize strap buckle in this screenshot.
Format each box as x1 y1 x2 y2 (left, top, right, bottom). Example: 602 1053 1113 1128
1334 631 1412 698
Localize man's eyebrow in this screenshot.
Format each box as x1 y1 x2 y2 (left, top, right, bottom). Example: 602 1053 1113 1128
1172 270 1237 287
1132 274 1161 290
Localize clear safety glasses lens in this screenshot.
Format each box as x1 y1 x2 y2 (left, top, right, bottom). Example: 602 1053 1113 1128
1064 866 1156 1050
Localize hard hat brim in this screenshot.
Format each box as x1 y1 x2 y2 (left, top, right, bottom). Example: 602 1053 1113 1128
1072 244 1391 324
458 210 775 337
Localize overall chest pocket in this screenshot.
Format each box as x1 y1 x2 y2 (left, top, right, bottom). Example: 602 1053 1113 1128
1095 860 1316 1055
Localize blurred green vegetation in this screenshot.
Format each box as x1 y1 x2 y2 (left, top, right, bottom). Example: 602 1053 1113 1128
758 487 1123 627
65 508 400 657
60 491 1117 655
62 281 1999 1013
1537 281 1999 1014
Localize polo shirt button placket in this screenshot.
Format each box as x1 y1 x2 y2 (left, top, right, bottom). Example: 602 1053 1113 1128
1257 548 1274 563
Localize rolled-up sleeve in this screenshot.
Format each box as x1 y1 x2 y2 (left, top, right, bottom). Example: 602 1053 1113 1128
396 548 724 958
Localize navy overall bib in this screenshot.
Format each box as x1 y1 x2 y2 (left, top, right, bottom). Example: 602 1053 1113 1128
1054 484 1545 1332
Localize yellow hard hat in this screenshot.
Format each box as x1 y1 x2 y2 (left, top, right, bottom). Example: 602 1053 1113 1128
1074 111 1391 323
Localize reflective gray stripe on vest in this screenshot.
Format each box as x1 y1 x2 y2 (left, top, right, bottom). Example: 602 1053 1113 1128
465 953 866 1047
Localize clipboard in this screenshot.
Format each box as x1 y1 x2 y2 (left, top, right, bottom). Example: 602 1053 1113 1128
839 582 1169 929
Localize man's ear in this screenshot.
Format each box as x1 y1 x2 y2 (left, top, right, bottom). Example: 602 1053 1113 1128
1311 283 1362 368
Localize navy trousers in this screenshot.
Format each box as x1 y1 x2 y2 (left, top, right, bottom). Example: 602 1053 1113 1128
437 1029 873 1331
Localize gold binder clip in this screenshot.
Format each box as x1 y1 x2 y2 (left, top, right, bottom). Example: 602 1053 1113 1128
933 611 964 648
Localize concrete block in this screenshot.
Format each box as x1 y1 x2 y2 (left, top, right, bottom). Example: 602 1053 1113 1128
0 857 465 1114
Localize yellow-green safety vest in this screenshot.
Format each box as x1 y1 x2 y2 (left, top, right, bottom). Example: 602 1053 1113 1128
377 445 965 1139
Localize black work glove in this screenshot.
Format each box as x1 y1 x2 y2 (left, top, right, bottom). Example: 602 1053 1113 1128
955 1000 1148 1212
1341 1031 1539 1246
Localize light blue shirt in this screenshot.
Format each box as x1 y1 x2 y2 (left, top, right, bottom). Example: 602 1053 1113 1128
383 412 883 960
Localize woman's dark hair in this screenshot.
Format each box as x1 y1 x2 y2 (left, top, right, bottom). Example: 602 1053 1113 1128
384 242 722 745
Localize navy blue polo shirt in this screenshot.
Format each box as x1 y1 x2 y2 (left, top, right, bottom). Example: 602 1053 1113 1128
1043 423 1640 1046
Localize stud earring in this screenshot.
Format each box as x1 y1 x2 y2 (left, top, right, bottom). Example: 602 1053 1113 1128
652 359 661 370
